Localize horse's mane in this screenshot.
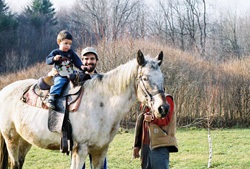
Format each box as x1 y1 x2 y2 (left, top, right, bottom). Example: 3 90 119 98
85 55 159 96
86 58 139 95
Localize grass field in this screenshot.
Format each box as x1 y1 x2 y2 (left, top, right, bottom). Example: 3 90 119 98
22 128 250 169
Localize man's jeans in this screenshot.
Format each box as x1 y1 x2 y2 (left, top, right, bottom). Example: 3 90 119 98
142 144 169 169
82 154 107 169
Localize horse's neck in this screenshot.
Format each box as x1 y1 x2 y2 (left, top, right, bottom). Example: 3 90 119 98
103 59 137 97
86 59 138 117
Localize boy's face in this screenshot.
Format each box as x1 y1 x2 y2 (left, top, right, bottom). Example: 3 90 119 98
58 39 72 52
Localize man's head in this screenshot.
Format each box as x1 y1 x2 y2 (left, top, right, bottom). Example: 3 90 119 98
81 47 98 61
57 30 73 52
81 47 99 74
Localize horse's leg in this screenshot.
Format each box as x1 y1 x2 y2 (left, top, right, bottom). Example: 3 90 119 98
1 128 21 169
0 132 9 169
91 148 108 169
18 138 32 168
71 144 88 169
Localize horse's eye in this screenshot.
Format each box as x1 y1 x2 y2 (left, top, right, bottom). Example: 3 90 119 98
142 77 148 81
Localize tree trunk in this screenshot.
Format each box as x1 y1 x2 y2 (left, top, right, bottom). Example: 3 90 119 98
207 128 212 168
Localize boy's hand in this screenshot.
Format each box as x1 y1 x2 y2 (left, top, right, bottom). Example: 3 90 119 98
81 65 90 71
48 68 59 76
53 55 61 61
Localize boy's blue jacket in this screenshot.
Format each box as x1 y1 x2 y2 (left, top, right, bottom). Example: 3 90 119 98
46 49 83 71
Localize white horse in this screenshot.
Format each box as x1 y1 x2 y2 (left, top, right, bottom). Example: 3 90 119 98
0 50 169 169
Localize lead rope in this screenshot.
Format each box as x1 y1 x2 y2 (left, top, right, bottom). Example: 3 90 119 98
146 108 154 169
141 106 149 169
140 106 151 169
145 109 154 169
149 121 154 169
144 121 150 169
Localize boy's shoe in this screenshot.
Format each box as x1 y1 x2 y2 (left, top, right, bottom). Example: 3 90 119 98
47 98 56 110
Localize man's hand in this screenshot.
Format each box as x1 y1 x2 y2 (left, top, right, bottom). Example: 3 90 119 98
144 113 153 122
133 147 140 158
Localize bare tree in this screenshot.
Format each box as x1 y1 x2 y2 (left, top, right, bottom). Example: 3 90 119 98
64 0 141 47
223 13 241 58
185 0 207 55
161 0 178 46
111 0 139 40
151 0 207 54
128 1 146 39
67 0 109 46
202 0 207 55
208 11 241 61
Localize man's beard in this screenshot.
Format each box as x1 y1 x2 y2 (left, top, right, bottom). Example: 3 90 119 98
85 63 96 73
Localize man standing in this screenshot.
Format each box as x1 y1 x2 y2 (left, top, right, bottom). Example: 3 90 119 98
133 94 178 169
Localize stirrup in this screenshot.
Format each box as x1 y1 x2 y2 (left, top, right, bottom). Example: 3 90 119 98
47 99 56 110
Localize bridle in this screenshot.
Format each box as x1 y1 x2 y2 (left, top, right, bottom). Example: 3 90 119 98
136 66 165 108
136 66 165 169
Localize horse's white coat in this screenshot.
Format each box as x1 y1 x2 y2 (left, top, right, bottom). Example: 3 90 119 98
0 53 167 169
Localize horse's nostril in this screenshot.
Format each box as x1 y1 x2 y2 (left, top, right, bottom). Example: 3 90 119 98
158 104 169 117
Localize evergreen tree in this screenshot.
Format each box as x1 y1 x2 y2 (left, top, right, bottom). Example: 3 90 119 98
0 0 17 33
26 0 56 28
16 0 57 65
0 0 18 73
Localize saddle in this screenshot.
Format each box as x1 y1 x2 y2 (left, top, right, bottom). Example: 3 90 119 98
21 78 85 112
21 71 91 154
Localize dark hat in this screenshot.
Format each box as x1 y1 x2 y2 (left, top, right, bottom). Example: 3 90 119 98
81 47 98 60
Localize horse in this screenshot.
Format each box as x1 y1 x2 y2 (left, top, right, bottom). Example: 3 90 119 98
0 50 169 169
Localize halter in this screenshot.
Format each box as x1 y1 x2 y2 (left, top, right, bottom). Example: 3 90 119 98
137 66 165 108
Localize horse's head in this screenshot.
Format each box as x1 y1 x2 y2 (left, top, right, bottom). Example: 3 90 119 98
136 50 169 119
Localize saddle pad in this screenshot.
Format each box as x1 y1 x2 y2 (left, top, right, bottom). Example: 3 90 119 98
22 84 84 112
24 84 49 109
68 87 84 112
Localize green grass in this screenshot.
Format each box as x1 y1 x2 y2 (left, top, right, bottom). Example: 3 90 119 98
22 128 250 169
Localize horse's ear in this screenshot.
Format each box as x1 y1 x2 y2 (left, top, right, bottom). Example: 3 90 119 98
156 51 163 66
137 50 146 66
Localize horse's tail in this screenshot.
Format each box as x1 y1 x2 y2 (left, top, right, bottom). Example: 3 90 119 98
0 132 8 169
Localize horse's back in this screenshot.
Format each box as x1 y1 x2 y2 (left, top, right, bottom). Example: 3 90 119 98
0 79 36 96
0 79 61 149
0 79 37 126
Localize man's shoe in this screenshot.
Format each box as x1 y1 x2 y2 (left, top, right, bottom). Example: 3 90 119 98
47 99 56 110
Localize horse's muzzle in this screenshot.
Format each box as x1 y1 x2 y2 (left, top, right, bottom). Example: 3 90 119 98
158 104 169 118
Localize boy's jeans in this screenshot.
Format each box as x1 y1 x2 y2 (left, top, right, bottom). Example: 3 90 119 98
142 144 169 169
50 75 69 96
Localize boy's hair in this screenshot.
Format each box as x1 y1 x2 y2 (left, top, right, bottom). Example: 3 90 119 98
57 30 73 42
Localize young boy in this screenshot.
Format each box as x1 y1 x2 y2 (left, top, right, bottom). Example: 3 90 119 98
46 30 86 110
